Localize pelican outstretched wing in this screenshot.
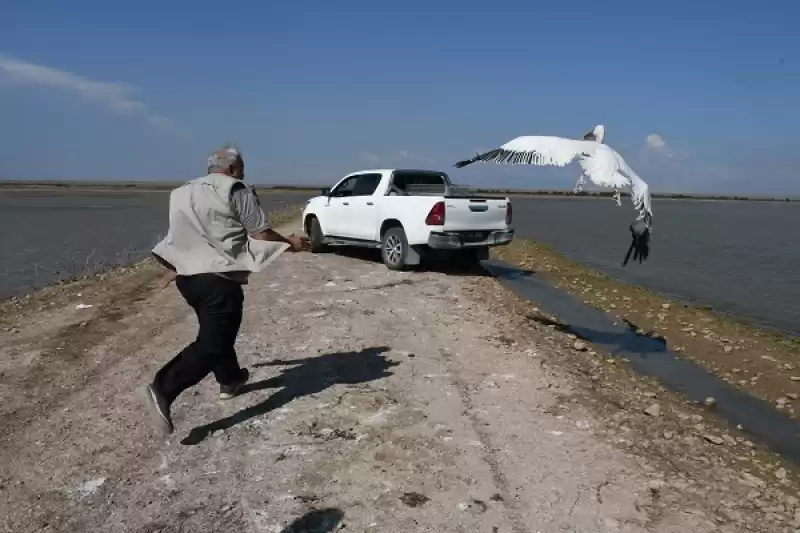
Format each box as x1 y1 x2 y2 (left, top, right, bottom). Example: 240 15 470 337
613 152 653 222
455 135 630 190
456 136 587 169
454 133 655 266
628 173 652 223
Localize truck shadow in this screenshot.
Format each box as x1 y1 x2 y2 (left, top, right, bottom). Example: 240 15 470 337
180 346 397 446
329 247 490 277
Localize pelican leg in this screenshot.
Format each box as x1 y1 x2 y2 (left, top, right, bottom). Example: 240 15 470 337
573 175 586 193
613 189 621 206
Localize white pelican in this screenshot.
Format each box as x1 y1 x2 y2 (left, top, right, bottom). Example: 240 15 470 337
453 125 653 265
575 125 605 196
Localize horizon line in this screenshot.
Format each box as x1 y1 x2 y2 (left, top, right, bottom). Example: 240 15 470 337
0 178 798 201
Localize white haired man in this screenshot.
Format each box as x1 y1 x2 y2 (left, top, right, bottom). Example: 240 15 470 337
143 146 309 434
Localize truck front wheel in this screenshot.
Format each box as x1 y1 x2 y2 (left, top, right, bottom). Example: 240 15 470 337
308 216 326 253
381 226 409 270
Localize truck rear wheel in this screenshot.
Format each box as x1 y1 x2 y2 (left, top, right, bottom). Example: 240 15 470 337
308 217 326 253
381 226 408 270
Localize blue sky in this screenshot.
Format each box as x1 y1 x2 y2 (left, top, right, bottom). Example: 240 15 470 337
1 1 798 194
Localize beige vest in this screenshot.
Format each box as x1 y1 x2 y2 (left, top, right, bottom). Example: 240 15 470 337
152 173 289 277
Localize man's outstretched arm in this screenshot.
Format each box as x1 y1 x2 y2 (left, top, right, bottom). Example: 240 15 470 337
251 227 309 250
232 184 309 251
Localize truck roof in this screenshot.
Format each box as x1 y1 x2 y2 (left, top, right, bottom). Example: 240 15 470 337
351 168 447 174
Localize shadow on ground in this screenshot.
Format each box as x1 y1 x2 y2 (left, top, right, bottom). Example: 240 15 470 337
479 260 536 279
279 508 344 533
326 247 490 277
181 346 397 445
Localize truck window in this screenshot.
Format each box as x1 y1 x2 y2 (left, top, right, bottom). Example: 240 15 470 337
331 173 382 197
330 176 358 197
388 171 448 196
351 173 382 196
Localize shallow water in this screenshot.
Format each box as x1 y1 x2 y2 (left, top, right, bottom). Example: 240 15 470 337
0 190 311 298
510 197 800 336
485 259 800 465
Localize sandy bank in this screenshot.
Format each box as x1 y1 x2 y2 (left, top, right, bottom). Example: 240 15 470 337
1 219 798 532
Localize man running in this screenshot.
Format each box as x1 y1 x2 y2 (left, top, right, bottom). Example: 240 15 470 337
143 145 308 434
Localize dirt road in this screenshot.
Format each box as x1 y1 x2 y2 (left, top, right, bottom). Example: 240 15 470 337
0 222 793 532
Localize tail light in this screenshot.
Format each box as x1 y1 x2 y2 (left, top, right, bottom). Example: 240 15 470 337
425 201 446 225
505 201 513 225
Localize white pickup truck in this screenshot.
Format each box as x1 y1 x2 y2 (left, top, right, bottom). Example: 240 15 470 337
301 168 514 270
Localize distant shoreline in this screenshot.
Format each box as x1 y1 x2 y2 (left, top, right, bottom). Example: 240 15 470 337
0 179 797 202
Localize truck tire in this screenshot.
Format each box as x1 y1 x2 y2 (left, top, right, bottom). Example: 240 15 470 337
381 226 409 270
308 217 326 253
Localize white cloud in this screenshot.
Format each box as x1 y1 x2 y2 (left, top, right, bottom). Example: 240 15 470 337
0 54 176 129
631 133 738 193
396 150 435 164
359 152 381 163
358 149 435 165
645 133 672 157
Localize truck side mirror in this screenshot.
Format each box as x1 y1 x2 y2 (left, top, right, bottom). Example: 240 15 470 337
321 187 331 196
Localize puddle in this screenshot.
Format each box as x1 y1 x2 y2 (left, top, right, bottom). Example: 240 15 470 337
483 259 800 465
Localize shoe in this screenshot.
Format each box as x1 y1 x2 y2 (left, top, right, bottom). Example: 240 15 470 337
141 383 174 434
219 368 250 400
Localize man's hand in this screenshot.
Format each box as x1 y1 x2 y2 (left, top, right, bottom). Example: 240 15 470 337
286 234 311 252
158 270 178 289
251 228 310 251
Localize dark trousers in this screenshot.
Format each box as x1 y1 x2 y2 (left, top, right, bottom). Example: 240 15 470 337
154 274 244 404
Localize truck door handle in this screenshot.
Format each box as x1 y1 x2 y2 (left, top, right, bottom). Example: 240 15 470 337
366 202 374 206
342 202 349 205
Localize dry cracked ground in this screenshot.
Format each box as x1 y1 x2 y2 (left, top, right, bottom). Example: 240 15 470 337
1 222 798 533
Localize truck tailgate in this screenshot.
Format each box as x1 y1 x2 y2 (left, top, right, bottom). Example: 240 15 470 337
442 198 509 231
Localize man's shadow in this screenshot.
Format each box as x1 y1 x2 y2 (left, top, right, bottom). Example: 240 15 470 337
279 508 344 533
181 346 396 445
